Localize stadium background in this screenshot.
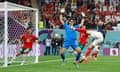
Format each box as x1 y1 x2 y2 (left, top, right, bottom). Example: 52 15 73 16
0 0 120 56
0 0 120 72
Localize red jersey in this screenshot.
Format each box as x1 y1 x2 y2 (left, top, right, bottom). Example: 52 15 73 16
20 34 38 49
75 28 88 45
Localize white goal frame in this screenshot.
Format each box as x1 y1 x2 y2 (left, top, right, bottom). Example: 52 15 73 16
0 1 39 67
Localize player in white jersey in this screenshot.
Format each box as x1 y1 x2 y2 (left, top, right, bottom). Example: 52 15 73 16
88 31 103 47
78 31 103 64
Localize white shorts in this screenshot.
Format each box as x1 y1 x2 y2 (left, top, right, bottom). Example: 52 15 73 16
91 32 103 46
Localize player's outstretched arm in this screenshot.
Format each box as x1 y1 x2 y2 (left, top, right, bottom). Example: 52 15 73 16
75 28 87 33
79 18 85 26
59 14 64 24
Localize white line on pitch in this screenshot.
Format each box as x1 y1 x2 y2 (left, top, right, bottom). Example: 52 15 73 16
0 57 74 68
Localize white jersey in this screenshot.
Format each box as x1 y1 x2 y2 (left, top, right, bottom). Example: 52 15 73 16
89 31 103 46
89 31 103 40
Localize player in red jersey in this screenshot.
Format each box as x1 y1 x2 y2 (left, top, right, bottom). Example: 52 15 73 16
71 19 89 51
75 25 89 51
9 27 38 65
71 25 90 64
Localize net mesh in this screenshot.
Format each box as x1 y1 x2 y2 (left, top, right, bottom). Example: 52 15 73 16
0 10 37 65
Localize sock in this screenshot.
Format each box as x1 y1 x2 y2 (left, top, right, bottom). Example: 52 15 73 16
76 52 81 61
85 47 92 57
61 54 65 62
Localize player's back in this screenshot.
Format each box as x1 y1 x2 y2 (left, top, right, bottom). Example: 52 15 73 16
89 31 103 40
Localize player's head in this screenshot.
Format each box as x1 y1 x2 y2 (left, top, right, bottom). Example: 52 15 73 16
80 25 86 29
68 18 76 25
54 33 60 39
26 27 33 34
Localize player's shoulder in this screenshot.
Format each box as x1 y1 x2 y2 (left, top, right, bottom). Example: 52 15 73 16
63 22 68 26
74 24 80 28
31 34 37 38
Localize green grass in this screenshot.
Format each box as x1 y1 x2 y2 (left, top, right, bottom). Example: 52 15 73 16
0 56 120 72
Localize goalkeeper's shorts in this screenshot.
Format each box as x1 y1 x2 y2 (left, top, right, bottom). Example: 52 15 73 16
63 40 78 49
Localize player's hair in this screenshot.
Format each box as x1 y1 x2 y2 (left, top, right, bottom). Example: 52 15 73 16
68 17 76 24
27 27 33 30
80 25 86 28
26 27 33 34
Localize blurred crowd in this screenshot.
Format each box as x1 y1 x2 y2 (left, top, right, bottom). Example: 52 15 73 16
0 0 32 7
0 0 120 30
40 0 120 30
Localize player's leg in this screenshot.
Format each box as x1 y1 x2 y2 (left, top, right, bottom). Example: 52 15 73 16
60 48 66 62
23 48 31 54
60 48 66 66
20 48 31 65
71 41 81 68
79 41 95 64
84 40 98 64
92 51 98 61
85 39 102 63
77 42 86 63
85 45 94 57
92 45 101 61
60 41 69 66
85 38 100 58
72 41 82 62
73 47 81 68
8 48 24 64
74 48 81 61
78 42 85 51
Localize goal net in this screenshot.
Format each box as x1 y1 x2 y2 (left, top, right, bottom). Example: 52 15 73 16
0 1 39 67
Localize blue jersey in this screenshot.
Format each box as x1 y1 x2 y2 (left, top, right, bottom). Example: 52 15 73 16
64 23 80 41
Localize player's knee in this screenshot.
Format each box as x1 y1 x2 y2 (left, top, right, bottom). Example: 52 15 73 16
16 52 21 57
76 48 81 53
24 51 29 54
60 51 64 55
60 48 66 54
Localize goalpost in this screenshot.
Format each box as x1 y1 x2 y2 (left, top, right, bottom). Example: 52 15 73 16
0 1 39 67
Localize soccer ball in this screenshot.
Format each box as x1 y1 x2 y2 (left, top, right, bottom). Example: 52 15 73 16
60 8 65 13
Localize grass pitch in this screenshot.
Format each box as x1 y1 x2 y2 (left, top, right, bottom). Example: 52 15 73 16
0 56 120 72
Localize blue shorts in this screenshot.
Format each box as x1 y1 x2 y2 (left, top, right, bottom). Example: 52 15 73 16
63 40 78 49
